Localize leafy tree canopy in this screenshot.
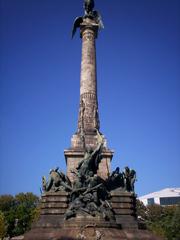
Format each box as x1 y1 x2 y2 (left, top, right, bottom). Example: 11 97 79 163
0 193 40 238
0 195 15 212
0 211 7 239
137 200 180 240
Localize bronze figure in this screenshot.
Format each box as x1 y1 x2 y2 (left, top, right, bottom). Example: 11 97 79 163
72 0 104 38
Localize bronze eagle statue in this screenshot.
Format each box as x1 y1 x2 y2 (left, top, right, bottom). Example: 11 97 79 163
72 0 104 38
84 0 95 15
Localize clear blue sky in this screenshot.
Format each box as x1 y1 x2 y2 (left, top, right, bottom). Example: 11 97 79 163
0 0 179 197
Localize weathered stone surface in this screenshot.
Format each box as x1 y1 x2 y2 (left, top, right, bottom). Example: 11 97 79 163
111 196 134 203
113 209 135 215
41 208 66 215
111 191 136 197
78 21 100 132
41 196 68 203
42 191 69 197
63 214 118 229
80 23 98 94
24 228 164 240
116 217 138 229
111 202 133 209
41 192 69 204
115 215 138 229
39 192 69 216
41 202 68 209
110 190 137 230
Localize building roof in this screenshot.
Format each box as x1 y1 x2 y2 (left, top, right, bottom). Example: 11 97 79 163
139 188 180 200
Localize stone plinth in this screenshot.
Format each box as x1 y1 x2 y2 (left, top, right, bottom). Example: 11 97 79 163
111 190 138 229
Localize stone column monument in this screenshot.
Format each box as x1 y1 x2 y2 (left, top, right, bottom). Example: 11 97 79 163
64 16 113 182
25 1 163 239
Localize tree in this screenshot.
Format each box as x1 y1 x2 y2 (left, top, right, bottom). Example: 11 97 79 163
0 195 16 237
161 205 180 240
137 200 180 240
0 193 40 237
30 206 41 224
0 211 6 239
171 205 180 239
146 204 163 222
0 195 15 212
12 193 39 236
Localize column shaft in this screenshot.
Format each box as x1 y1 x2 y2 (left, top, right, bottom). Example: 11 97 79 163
78 22 100 134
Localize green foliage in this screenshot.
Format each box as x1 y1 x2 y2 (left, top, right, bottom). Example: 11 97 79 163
0 193 40 238
136 199 147 220
147 204 164 222
160 205 180 240
0 195 15 212
0 211 7 239
30 206 41 224
137 200 180 240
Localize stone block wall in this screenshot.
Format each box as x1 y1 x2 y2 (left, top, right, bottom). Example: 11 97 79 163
111 190 138 229
35 191 69 229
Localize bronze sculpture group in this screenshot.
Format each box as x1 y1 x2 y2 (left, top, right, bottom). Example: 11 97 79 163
42 129 136 221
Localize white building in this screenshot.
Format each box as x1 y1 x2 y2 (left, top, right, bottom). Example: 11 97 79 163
138 188 180 206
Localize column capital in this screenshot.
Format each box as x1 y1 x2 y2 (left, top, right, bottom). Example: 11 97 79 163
80 18 99 39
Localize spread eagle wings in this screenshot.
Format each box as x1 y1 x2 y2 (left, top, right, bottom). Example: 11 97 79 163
71 16 83 39
93 11 104 29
